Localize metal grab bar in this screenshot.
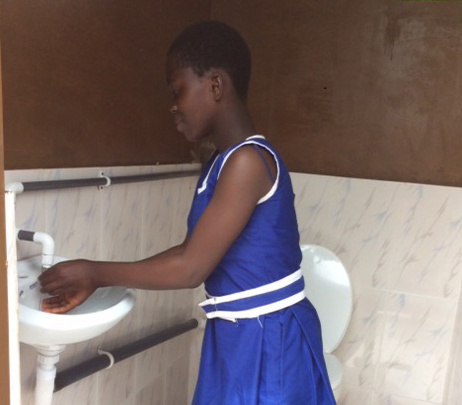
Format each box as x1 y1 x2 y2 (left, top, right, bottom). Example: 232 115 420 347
53 318 199 392
6 169 200 194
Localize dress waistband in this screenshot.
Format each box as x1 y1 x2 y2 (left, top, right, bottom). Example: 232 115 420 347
199 269 306 322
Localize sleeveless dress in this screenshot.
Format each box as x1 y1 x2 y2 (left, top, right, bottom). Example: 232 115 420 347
189 135 336 405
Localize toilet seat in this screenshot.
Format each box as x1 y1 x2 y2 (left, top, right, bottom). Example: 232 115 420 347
323 353 343 389
300 244 352 401
300 244 352 353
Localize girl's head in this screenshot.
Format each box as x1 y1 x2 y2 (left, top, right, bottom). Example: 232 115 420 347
167 20 251 100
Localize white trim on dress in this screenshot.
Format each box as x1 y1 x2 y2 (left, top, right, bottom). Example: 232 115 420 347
216 135 280 204
197 154 220 194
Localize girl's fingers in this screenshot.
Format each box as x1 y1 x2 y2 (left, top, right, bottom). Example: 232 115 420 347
38 269 60 287
41 295 74 313
39 272 73 294
40 282 67 295
41 288 94 314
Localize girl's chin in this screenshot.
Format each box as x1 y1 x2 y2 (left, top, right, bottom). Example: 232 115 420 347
183 132 203 143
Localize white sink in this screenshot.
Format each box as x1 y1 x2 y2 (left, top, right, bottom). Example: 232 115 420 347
17 256 136 347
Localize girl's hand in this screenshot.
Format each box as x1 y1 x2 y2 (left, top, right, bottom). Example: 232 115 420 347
38 259 97 313
40 288 96 313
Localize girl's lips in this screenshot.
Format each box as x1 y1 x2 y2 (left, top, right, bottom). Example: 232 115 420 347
175 119 184 132
174 114 183 127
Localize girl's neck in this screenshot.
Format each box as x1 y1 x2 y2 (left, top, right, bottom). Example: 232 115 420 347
212 105 256 152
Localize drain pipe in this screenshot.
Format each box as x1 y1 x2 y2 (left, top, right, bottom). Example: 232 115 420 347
34 345 66 405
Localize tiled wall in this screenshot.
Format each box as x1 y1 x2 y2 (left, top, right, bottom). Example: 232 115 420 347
291 173 462 405
8 165 462 404
5 164 203 405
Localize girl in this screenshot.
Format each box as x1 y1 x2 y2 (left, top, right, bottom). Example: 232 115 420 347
39 20 336 405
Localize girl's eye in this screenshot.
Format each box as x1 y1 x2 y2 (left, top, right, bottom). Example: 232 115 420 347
171 88 181 100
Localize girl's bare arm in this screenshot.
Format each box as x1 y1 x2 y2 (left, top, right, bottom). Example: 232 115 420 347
39 146 275 312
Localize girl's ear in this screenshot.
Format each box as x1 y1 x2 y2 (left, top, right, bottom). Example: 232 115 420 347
210 70 224 101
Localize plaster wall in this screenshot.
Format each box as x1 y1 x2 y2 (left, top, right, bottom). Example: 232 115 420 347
0 0 211 170
213 1 462 186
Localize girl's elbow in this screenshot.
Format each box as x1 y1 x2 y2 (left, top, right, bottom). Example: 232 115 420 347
178 251 213 289
188 278 203 289
185 271 206 289
183 264 210 289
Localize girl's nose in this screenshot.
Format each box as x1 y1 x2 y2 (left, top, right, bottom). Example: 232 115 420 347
170 104 178 114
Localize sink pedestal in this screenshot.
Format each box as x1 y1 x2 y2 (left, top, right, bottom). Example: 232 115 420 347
34 345 66 405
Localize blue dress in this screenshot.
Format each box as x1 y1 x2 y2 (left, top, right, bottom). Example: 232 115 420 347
189 135 336 405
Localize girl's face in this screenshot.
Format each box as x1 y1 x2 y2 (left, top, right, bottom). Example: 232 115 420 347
167 60 217 143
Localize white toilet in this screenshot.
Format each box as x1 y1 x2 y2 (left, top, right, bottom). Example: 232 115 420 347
300 244 353 401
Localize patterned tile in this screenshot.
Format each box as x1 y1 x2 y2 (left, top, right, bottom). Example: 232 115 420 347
375 293 456 403
10 167 462 405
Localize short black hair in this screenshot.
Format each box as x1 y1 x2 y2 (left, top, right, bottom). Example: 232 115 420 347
167 20 251 100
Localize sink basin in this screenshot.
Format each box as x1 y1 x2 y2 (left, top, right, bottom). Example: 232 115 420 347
17 256 136 347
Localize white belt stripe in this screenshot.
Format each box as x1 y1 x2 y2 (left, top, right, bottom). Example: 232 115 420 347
204 291 306 322
199 269 302 306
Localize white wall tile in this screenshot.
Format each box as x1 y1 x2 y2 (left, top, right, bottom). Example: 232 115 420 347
134 374 165 405
336 288 385 390
165 355 191 405
98 357 137 405
100 182 144 261
292 173 403 291
45 187 101 260
376 293 456 403
12 166 462 405
375 391 440 405
389 184 462 299
19 343 38 405
292 172 462 405
337 385 373 405
444 287 462 403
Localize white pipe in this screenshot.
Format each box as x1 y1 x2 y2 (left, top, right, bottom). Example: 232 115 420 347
35 364 55 405
32 232 55 269
5 182 24 196
34 346 65 405
5 191 22 405
16 230 55 269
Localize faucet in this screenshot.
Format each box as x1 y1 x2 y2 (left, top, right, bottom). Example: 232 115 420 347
17 230 55 310
17 230 55 271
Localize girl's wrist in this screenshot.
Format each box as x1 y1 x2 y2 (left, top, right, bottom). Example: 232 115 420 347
85 260 105 289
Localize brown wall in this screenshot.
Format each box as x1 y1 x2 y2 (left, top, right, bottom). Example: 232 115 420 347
0 0 211 170
1 0 462 185
213 1 462 186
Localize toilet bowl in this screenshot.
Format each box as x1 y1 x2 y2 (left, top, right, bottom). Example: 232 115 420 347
300 244 353 401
